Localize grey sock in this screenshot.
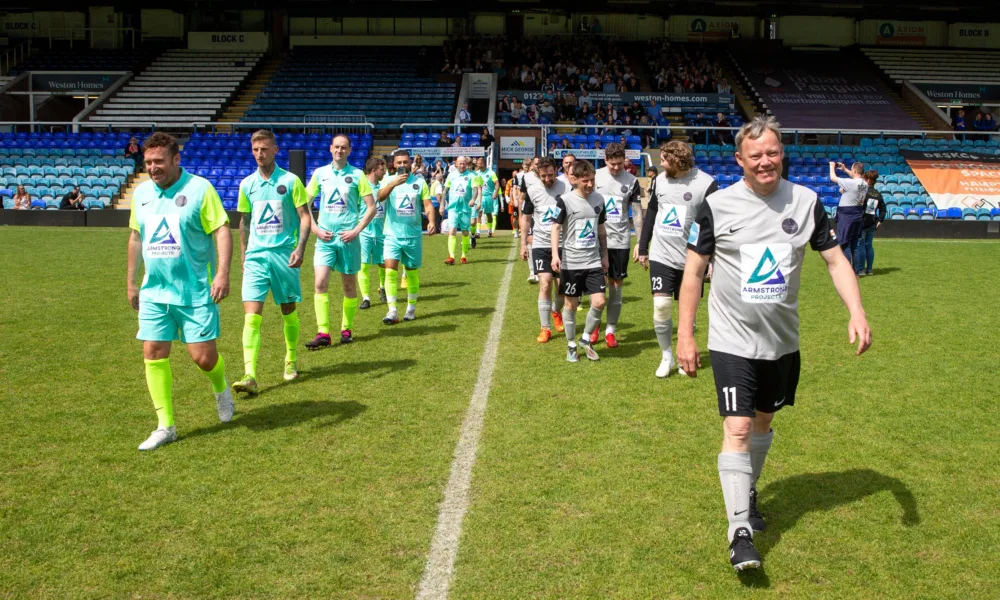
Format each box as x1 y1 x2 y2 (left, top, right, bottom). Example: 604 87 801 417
562 307 577 344
583 305 603 338
654 318 673 355
750 429 774 485
606 285 623 331
718 452 753 542
537 299 552 329
553 291 565 313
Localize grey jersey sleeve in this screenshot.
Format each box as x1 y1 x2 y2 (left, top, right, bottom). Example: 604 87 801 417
688 200 716 257
554 196 567 225
638 179 657 255
809 198 839 252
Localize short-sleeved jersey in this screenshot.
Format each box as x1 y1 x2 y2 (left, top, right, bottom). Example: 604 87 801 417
688 179 838 360
430 180 443 203
307 163 374 233
381 174 431 239
595 167 641 250
837 176 868 208
444 169 482 214
555 190 606 270
361 177 385 239
478 169 499 198
640 168 717 269
237 166 308 255
521 172 569 249
557 173 572 187
129 168 229 306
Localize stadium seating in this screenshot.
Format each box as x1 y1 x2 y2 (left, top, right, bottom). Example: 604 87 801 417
244 47 455 130
10 47 158 75
182 131 374 210
0 131 138 208
863 47 1000 84
89 50 262 126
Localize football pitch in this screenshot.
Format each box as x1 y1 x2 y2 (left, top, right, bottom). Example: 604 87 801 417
2 227 999 599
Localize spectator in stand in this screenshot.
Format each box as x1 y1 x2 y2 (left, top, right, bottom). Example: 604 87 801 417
458 102 472 125
629 101 645 120
853 170 887 277
125 137 143 173
60 186 85 210
624 157 637 176
983 111 997 132
510 98 526 121
603 76 615 93
412 155 426 177
498 95 511 114
578 16 590 34
560 138 573 149
638 115 655 148
480 127 495 152
647 100 662 121
562 92 577 120
13 185 31 210
436 131 453 147
539 99 556 121
714 112 733 145
592 18 603 34
578 90 592 113
953 109 967 131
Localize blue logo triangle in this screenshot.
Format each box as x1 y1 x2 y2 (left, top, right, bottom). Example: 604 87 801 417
150 217 176 245
327 188 345 206
662 207 682 228
579 220 595 240
400 196 414 210
747 247 785 285
258 203 281 225
605 198 621 217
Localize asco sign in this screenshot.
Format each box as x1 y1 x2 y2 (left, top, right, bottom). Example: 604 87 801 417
188 31 269 51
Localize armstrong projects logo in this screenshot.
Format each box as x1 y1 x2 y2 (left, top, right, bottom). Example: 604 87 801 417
326 188 347 212
740 243 791 303
605 197 621 220
578 220 597 247
146 215 181 258
397 195 416 216
659 205 687 236
255 201 283 235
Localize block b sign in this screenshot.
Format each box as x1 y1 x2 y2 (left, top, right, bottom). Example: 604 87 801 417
500 137 536 160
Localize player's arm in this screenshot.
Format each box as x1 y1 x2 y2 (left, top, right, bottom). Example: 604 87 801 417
126 214 142 311
811 199 871 355
237 185 251 266
378 173 407 201
676 202 716 376
472 176 483 209
551 197 566 272
635 180 658 266
519 196 535 260
290 177 311 268
421 182 437 235
341 176 376 243
492 173 499 199
597 198 609 272
201 186 232 303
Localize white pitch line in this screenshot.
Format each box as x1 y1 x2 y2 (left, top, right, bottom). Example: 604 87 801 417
416 241 518 600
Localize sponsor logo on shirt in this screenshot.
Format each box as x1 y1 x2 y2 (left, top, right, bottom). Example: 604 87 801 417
539 206 561 231
605 196 625 222
740 243 791 303
687 222 700 245
659 205 687 236
577 219 597 248
145 214 182 259
324 188 348 213
397 194 416 217
255 200 283 236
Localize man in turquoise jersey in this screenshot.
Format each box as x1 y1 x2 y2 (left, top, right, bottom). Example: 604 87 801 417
359 156 387 310
440 155 482 265
126 132 234 451
231 130 311 396
475 156 500 237
378 150 437 323
304 134 377 348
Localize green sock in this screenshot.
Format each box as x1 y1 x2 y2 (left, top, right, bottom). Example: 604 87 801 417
342 296 358 331
407 269 420 307
491 214 497 231
358 263 371 299
470 221 478 235
385 268 398 309
282 310 299 363
201 353 227 394
144 358 174 428
377 266 386 290
462 234 471 257
242 313 262 379
448 235 457 258
315 292 330 335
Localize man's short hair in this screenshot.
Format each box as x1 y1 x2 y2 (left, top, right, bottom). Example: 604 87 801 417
562 153 577 161
735 115 783 153
250 129 276 145
331 134 352 148
537 157 558 171
364 157 385 174
603 143 626 161
392 149 411 160
570 160 596 178
141 132 180 157
659 140 694 172
851 162 865 174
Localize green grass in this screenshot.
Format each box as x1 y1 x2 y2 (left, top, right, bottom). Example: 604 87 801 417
2 228 999 598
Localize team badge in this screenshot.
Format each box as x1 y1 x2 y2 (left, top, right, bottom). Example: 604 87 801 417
175 195 187 207
345 176 353 184
683 192 693 201
621 185 629 193
782 218 799 234
413 184 420 190
277 185 287 194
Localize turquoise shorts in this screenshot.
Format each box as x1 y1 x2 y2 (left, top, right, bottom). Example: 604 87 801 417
137 301 220 344
314 235 361 275
360 234 385 265
242 249 302 305
384 236 422 270
481 199 498 215
449 211 471 233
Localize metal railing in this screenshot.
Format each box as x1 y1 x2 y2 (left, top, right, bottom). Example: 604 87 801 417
45 27 137 50
0 40 33 76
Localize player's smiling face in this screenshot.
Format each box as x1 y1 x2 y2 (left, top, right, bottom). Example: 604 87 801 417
736 130 783 195
539 165 556 187
330 136 351 165
144 146 180 188
606 157 625 176
562 157 575 174
574 173 595 196
456 157 468 173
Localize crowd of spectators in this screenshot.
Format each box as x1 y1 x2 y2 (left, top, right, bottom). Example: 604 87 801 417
952 108 998 134
645 40 731 94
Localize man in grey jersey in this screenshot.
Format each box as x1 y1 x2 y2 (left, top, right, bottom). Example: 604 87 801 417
678 116 872 572
551 160 608 362
520 157 569 343
593 143 642 348
636 141 717 377
830 160 868 269
558 153 576 187
512 161 536 282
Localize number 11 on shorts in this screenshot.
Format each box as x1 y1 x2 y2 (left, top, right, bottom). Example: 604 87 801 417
723 387 737 412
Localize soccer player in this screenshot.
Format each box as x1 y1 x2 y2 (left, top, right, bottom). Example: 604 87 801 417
520 157 569 343
505 176 520 238
635 141 717 377
359 157 388 309
441 156 482 265
677 116 872 571
558 153 576 186
126 132 234 451
475 157 500 237
551 160 608 362
304 134 377 349
377 150 437 323
829 160 868 269
593 143 642 348
232 129 311 396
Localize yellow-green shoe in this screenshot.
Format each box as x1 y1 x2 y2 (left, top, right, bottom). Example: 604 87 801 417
283 361 298 381
232 375 258 396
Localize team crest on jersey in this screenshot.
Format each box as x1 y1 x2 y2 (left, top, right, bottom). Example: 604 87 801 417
782 218 799 234
683 192 693 201
621 185 629 193
277 185 287 195
145 214 182 259
345 176 353 184
255 200 283 235
659 205 687 236
740 243 791 303
577 220 597 248
413 183 420 190
175 195 187 207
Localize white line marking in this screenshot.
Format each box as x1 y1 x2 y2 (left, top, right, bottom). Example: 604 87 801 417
416 241 518 600
874 238 1000 243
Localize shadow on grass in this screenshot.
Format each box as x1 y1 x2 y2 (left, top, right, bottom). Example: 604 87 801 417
419 293 459 302
422 281 470 289
870 267 901 276
253 358 418 396
183 399 367 439
354 323 458 342
757 469 919 559
466 258 514 264
423 306 496 320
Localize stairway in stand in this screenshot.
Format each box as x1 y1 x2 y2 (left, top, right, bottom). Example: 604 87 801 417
217 55 286 131
116 172 150 210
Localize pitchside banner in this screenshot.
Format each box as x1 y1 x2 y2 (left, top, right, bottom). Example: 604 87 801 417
550 148 641 160
500 90 732 108
901 149 1000 210
398 146 485 158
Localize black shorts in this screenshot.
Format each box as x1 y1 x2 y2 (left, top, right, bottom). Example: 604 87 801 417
710 350 801 417
607 248 629 280
560 268 607 297
531 247 563 275
649 260 705 300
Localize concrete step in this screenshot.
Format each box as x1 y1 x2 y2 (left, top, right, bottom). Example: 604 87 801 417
118 172 150 209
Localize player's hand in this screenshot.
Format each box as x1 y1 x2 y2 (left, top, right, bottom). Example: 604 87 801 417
288 248 304 268
676 335 701 377
552 256 561 273
520 246 529 261
314 226 334 243
210 274 230 303
391 174 408 188
427 222 437 236
848 313 872 356
339 228 359 243
707 263 714 279
128 284 140 311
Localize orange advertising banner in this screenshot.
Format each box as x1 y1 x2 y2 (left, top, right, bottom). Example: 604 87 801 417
900 149 1000 210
